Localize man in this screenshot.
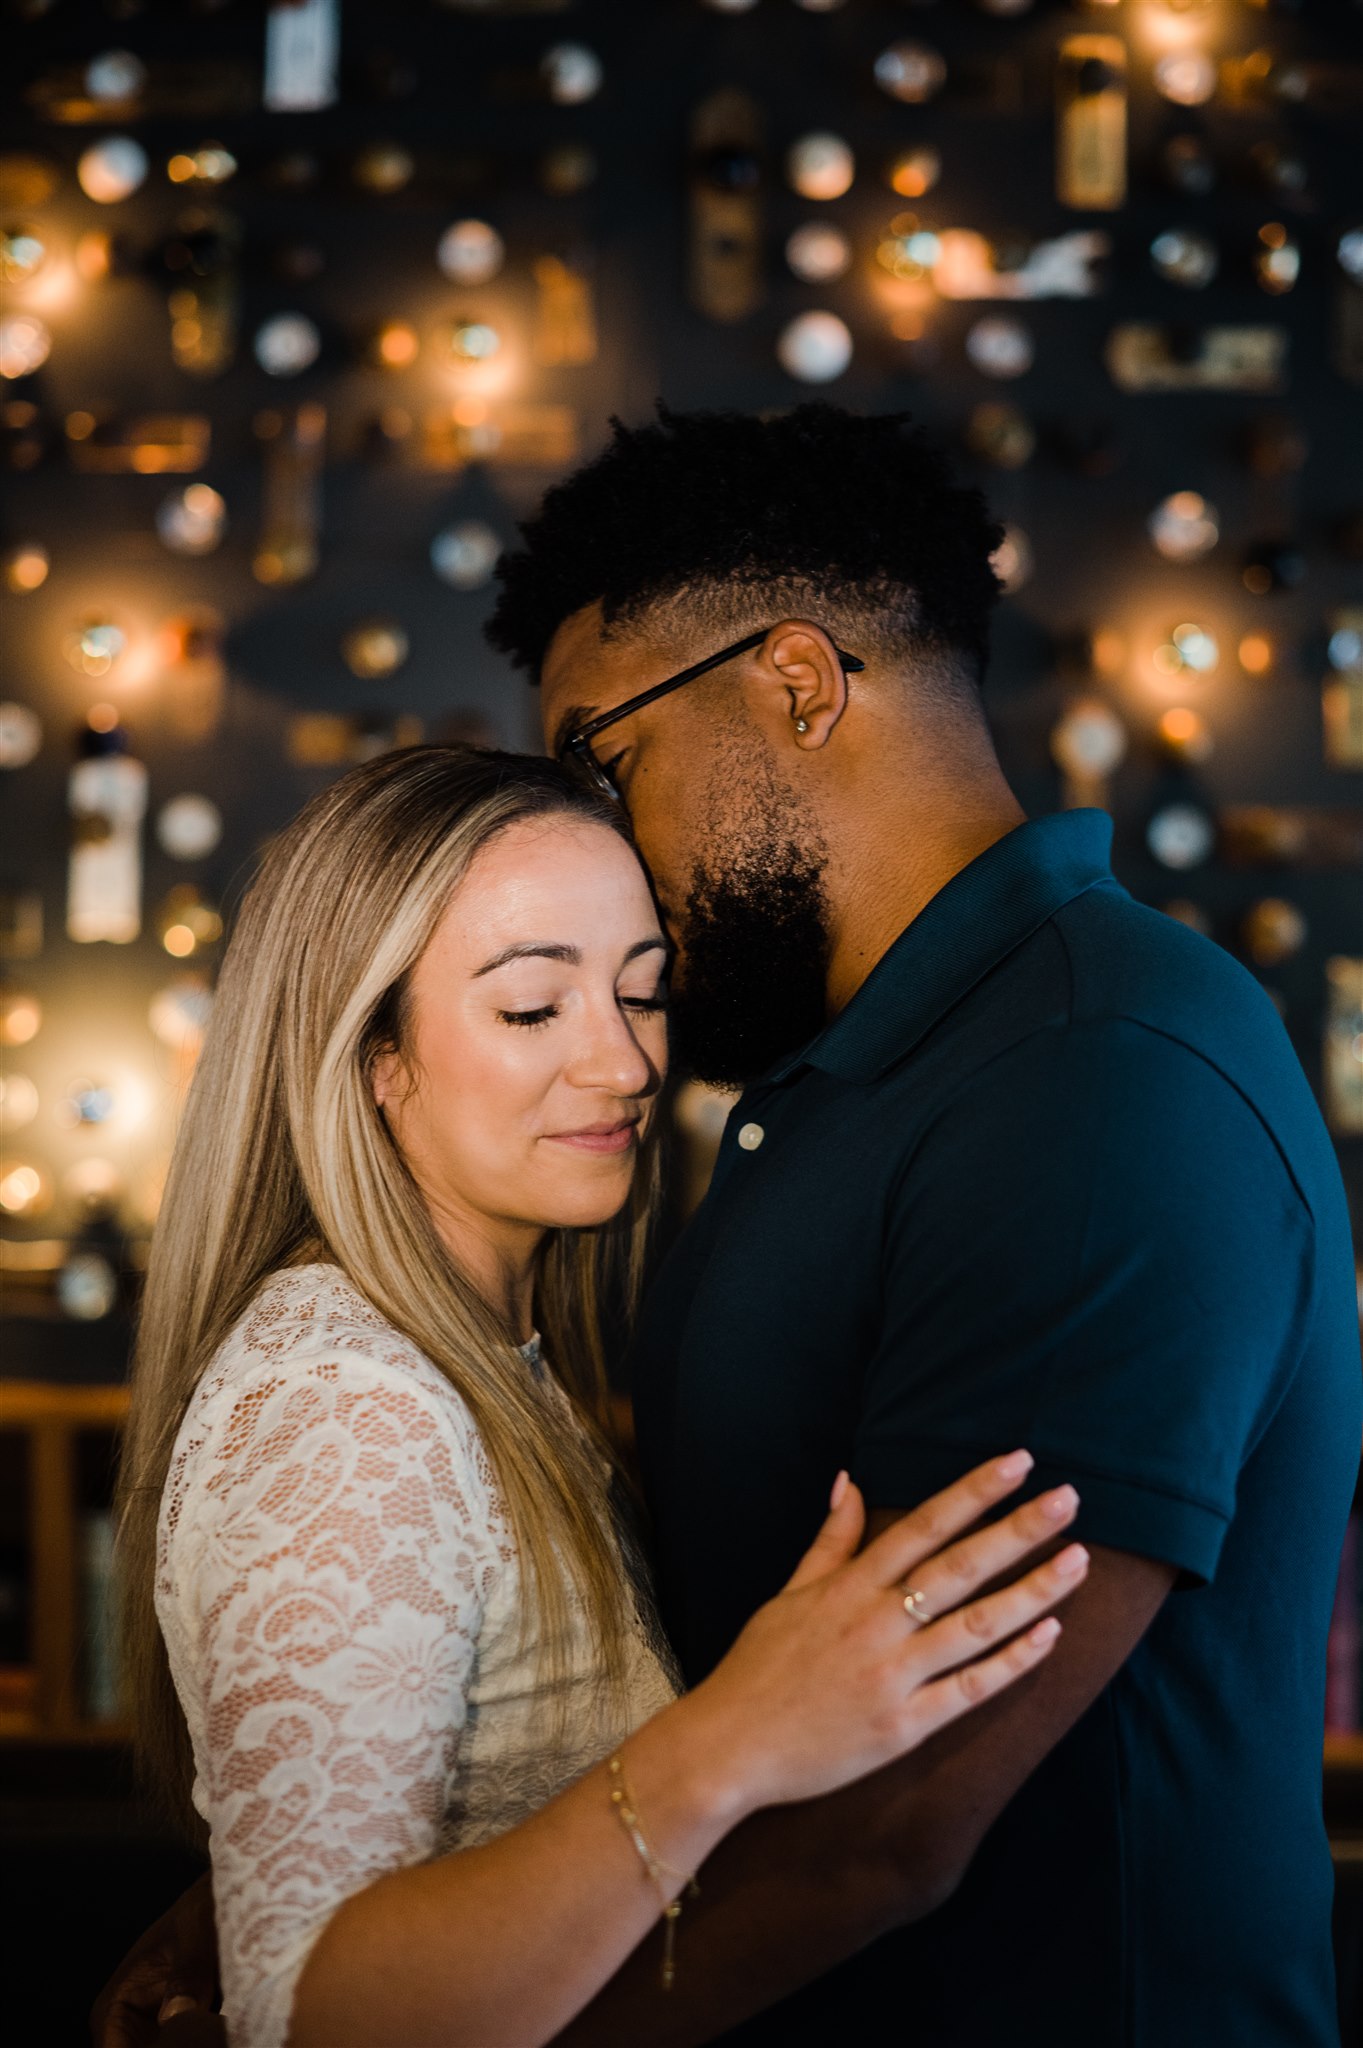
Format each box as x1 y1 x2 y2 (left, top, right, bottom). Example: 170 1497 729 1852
100 406 1359 2046
491 405 1360 2045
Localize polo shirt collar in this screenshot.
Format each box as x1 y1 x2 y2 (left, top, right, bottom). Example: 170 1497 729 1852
774 809 1118 1085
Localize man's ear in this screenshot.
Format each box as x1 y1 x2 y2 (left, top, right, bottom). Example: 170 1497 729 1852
761 621 852 751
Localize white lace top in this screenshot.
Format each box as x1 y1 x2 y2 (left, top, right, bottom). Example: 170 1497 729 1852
155 1263 678 2048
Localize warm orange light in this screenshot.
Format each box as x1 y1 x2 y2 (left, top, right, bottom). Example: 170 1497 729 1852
159 888 223 956
0 314 51 379
18 250 79 317
0 1074 38 1130
1091 629 1126 679
87 702 119 733
3 542 48 592
1239 633 1274 675
66 410 97 441
166 145 236 188
1157 706 1213 761
0 1162 45 1215
376 321 419 369
887 147 941 199
75 232 112 281
0 994 41 1046
786 133 856 202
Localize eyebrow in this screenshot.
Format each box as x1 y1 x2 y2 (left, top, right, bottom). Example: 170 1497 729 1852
472 937 667 978
552 703 597 754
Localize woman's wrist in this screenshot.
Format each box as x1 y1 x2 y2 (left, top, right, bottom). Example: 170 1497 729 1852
644 1683 767 1840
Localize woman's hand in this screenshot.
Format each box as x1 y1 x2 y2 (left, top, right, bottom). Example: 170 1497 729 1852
684 1451 1086 1818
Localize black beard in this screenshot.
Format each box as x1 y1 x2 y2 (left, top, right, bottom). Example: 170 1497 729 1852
668 843 833 1091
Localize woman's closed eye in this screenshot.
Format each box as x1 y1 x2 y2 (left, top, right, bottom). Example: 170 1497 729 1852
497 989 666 1030
498 1005 558 1029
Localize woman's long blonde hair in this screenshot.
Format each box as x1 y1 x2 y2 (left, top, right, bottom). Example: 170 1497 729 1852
118 745 662 1839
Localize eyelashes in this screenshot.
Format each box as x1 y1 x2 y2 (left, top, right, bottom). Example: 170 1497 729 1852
497 995 668 1031
498 1006 558 1030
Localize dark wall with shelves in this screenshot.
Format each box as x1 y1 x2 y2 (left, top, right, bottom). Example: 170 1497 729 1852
2 0 1360 1262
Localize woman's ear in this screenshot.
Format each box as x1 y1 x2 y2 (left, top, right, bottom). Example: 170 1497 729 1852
370 1048 404 1111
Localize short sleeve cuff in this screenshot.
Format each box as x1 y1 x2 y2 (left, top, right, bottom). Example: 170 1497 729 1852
851 1437 1232 1587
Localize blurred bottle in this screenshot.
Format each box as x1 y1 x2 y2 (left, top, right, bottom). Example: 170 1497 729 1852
1056 36 1127 210
159 209 241 376
66 721 147 946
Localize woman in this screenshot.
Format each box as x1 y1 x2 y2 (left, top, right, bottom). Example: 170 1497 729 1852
119 746 1087 2048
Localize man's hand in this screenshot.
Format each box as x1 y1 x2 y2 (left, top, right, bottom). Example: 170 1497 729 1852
91 1872 222 2048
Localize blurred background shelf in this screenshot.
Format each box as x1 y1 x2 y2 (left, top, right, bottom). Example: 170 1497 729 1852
1326 1733 1363 1771
0 1379 129 1742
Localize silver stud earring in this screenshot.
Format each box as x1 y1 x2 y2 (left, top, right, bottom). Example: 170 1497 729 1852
795 717 810 734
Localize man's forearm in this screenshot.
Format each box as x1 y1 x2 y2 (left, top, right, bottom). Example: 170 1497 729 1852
554 1543 1173 2047
552 1776 921 2048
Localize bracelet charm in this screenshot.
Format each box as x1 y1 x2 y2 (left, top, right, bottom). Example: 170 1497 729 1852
607 1752 701 1990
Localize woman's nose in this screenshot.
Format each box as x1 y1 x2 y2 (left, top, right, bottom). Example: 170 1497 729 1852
566 1003 659 1099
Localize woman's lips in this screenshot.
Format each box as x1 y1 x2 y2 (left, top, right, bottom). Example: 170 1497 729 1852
543 1120 639 1155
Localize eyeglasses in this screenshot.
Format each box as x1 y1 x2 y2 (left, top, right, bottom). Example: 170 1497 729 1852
556 627 866 802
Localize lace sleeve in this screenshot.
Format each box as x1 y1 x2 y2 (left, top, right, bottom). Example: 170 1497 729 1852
159 1340 506 2048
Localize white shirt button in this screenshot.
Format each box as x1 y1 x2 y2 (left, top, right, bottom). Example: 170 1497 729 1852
737 1122 765 1151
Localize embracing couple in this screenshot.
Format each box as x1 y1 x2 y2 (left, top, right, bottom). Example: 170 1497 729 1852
101 407 1359 2048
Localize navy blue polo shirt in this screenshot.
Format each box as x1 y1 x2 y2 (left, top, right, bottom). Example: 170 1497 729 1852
632 810 1361 2048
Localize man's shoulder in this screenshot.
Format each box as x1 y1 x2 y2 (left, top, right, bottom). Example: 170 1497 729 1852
1052 884 1278 1042
884 883 1349 1260
1047 887 1331 1174
907 882 1292 1118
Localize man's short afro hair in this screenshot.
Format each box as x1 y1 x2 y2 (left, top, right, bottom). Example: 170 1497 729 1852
485 403 1004 682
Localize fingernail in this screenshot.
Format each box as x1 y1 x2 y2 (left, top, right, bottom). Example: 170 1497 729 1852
1029 1618 1062 1648
830 1469 849 1510
995 1449 1034 1482
1041 1484 1079 1520
1053 1543 1089 1577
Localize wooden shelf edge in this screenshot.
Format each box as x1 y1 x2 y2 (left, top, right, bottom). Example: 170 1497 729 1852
0 1718 131 1746
0 1380 130 1425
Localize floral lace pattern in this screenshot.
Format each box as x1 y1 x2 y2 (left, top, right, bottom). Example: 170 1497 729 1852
156 1264 677 2048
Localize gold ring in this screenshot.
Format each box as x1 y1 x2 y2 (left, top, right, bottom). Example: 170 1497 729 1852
902 1587 934 1626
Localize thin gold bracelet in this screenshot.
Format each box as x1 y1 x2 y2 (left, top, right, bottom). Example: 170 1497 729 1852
607 1752 701 1991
